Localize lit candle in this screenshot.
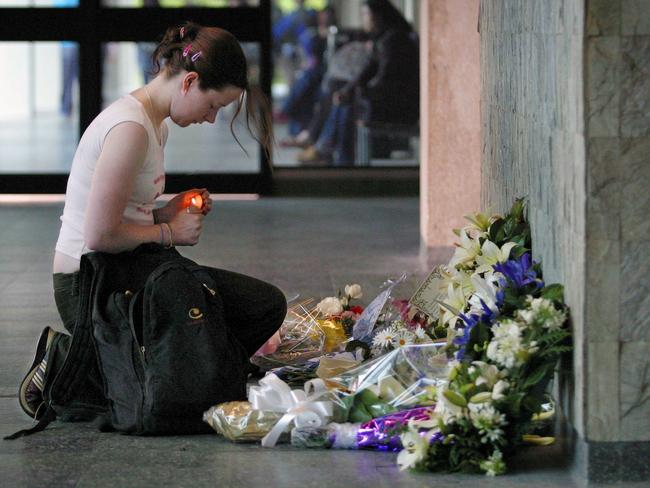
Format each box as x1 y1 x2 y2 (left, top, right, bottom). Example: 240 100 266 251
190 194 203 209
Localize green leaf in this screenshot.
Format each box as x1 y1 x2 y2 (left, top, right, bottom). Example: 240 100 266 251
522 394 544 414
488 219 505 243
522 363 553 390
541 284 565 303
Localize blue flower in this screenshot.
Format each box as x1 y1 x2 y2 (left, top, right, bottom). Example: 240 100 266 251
454 313 480 360
478 297 498 323
493 252 544 290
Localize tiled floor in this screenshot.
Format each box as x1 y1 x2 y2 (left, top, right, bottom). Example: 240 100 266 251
0 198 641 487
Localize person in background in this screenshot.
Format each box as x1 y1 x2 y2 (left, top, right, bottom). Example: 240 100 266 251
55 0 80 117
278 5 336 144
299 0 419 166
272 0 318 89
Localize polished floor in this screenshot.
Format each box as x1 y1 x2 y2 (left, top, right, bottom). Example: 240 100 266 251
0 198 641 487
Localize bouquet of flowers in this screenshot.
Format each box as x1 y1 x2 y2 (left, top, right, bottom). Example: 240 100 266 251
314 284 365 351
397 199 571 475
252 285 366 374
369 300 436 357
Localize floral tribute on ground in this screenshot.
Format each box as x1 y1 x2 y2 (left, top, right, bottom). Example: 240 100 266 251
203 199 571 476
396 199 571 475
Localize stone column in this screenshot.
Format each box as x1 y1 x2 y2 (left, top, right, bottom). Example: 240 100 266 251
419 0 481 250
581 0 650 479
480 0 650 481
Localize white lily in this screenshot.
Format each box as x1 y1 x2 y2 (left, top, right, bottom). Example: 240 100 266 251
492 380 510 401
397 430 429 470
452 268 475 296
449 229 482 269
464 212 496 233
439 283 467 326
475 240 517 275
468 273 501 315
473 361 502 389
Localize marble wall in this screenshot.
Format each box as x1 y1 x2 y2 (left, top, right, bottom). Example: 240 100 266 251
585 0 650 443
480 0 650 446
479 0 587 436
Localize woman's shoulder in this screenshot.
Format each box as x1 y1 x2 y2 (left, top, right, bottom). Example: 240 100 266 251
95 95 148 129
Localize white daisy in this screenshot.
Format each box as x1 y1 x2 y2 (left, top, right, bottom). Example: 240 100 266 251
395 329 416 347
372 327 397 349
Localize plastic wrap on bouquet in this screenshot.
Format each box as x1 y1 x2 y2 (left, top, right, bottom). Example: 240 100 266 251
291 407 434 451
352 274 407 342
203 401 284 442
251 299 326 370
265 351 363 387
327 343 449 409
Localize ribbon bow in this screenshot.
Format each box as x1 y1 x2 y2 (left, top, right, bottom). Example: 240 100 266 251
248 374 333 447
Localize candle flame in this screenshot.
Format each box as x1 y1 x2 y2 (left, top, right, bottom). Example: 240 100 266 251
191 195 203 209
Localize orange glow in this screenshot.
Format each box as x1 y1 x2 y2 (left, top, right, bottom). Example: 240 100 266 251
191 194 203 209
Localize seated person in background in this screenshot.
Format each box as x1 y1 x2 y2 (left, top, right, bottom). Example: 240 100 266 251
278 6 336 144
272 0 318 88
298 0 419 166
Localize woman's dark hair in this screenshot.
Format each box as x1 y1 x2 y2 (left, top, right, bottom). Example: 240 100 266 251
152 21 273 163
364 0 412 34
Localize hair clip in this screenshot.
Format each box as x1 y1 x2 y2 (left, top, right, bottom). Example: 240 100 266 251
191 51 202 62
180 26 185 39
182 44 192 58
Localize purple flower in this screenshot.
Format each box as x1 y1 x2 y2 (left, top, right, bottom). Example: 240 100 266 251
493 253 544 290
454 313 480 360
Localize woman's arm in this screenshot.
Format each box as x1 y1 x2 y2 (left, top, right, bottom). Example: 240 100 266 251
84 122 161 253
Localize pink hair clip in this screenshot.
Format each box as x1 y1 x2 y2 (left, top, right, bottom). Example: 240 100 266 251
180 26 185 39
191 51 202 62
182 44 192 58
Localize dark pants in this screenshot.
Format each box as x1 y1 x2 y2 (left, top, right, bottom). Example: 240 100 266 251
49 266 287 409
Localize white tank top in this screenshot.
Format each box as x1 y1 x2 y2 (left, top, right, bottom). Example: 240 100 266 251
55 94 168 261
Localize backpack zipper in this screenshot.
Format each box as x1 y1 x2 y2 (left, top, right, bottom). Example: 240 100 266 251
202 283 216 296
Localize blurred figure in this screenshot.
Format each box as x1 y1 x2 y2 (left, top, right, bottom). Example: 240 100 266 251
55 0 80 117
272 0 318 88
137 0 161 84
299 0 419 166
278 5 336 143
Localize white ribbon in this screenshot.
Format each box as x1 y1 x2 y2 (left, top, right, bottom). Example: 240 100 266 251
248 374 333 447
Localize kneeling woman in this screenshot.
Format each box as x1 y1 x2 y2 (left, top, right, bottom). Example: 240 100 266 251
20 22 286 421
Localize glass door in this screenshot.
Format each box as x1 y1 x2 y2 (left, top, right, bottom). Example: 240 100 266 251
0 0 272 194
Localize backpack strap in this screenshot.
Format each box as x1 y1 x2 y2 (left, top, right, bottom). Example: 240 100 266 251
48 254 98 406
4 244 186 440
3 407 57 440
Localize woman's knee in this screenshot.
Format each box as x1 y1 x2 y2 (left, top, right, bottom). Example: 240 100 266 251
266 284 288 327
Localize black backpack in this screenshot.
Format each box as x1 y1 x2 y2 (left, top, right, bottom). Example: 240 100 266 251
93 261 247 434
6 245 248 439
95 260 249 435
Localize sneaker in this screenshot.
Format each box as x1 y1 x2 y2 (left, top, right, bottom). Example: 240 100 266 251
19 327 56 419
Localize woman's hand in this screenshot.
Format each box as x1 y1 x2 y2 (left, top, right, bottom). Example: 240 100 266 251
156 188 213 223
168 210 204 246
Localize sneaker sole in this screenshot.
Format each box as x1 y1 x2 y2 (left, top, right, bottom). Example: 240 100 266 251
18 327 55 419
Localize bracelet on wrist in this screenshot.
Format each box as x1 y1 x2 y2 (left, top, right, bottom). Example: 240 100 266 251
163 223 173 248
158 224 165 247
